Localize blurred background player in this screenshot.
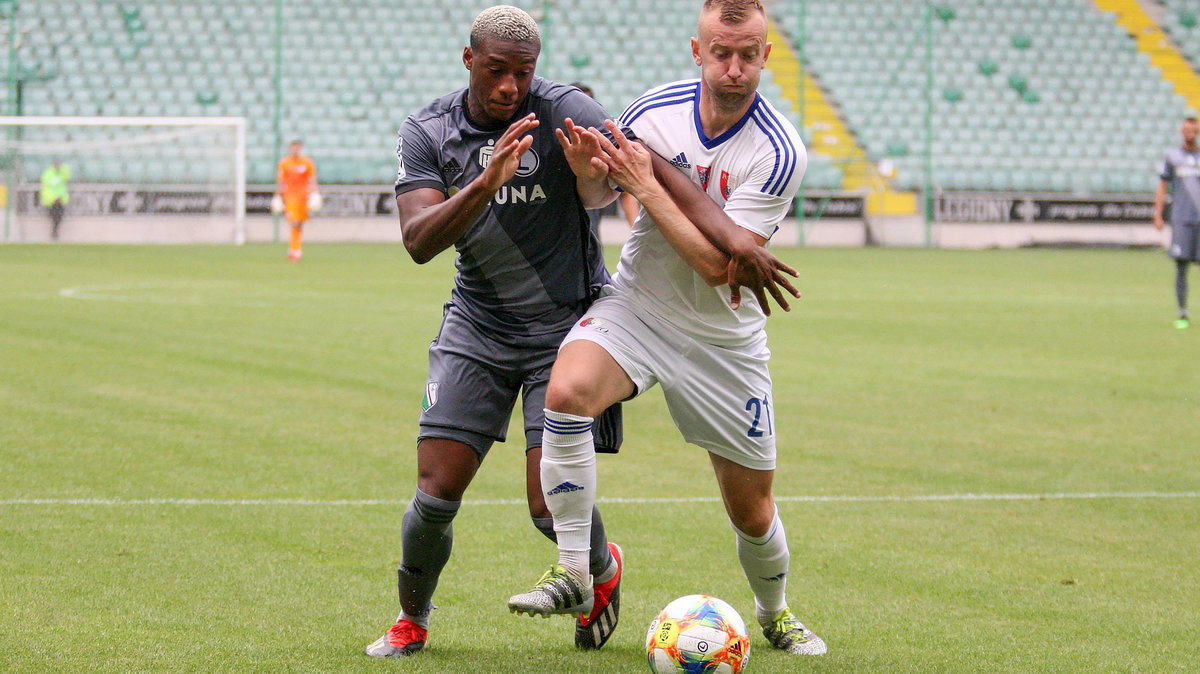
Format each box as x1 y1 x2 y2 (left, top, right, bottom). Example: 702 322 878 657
39 160 70 241
1154 116 1200 329
276 140 318 261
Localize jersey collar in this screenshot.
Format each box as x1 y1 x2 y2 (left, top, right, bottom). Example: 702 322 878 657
693 85 760 150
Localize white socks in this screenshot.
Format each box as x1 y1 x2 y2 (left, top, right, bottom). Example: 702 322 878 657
541 409 597 583
733 508 790 619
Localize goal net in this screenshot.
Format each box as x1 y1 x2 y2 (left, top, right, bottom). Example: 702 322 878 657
0 117 246 244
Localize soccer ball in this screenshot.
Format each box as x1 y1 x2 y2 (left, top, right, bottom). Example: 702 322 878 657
645 595 750 674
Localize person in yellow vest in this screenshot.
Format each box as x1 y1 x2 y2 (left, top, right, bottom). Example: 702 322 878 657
40 160 71 240
275 140 319 262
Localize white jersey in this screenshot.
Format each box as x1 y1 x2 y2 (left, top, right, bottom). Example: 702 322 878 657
613 79 806 347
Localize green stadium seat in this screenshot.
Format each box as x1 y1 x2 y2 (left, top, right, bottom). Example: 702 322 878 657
12 0 1184 192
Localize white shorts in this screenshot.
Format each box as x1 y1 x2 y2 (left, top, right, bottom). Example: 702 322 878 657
562 288 777 470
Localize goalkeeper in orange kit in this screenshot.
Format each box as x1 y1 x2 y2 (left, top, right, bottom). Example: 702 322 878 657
275 140 319 261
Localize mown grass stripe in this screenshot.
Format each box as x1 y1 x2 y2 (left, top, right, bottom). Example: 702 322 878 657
3 492 1196 506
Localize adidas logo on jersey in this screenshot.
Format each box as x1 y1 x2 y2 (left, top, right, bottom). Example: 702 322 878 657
442 157 463 177
546 481 585 496
669 152 692 170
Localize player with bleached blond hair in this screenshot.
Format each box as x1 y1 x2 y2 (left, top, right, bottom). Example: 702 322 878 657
509 0 827 657
365 3 800 658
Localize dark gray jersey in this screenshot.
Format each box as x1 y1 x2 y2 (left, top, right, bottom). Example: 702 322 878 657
1159 146 1200 226
395 77 612 347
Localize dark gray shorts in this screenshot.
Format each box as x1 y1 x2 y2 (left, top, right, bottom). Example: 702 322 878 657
418 303 558 457
1171 223 1200 262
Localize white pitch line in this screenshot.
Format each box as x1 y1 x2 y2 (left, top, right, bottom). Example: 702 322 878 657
58 283 271 307
1 492 1197 507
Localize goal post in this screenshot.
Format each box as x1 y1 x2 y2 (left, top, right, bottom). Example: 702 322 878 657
0 116 247 244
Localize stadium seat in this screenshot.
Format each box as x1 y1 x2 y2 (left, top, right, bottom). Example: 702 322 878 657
771 0 1189 194
14 0 1189 190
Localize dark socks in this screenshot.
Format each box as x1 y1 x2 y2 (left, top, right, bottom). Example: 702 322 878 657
1177 260 1189 318
397 488 460 621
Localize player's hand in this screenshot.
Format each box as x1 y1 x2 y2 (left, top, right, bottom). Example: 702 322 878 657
480 113 539 192
1153 214 1165 231
725 244 801 315
557 118 607 182
588 120 656 199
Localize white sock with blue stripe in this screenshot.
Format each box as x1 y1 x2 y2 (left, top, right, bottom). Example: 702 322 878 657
732 508 790 620
541 409 596 583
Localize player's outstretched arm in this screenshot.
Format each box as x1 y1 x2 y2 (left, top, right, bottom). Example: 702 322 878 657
589 123 729 284
398 114 539 264
557 117 618 209
645 146 800 314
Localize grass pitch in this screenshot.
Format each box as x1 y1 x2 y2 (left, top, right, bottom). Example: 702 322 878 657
1 243 1197 673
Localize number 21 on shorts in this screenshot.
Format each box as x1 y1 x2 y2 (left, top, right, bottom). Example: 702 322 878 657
744 396 773 438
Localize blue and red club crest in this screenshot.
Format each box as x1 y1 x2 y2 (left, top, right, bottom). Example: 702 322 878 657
697 165 710 191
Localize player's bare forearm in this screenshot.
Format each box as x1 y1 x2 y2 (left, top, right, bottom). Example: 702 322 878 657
638 187 729 285
648 151 755 256
646 150 799 313
397 179 496 264
576 175 618 210
557 119 616 209
594 120 798 309
620 192 640 227
591 123 728 284
647 152 798 275
400 114 538 264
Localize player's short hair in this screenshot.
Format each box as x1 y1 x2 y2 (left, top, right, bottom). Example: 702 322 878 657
1185 117 1198 124
570 82 595 98
470 5 541 51
702 0 765 25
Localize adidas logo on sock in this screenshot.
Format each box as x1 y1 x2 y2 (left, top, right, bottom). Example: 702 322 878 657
669 152 691 169
546 481 585 496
